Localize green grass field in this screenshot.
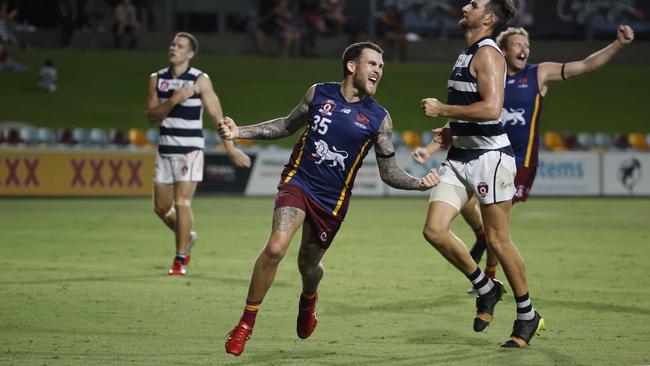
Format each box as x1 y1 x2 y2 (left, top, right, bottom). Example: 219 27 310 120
1 197 648 365
1 48 648 147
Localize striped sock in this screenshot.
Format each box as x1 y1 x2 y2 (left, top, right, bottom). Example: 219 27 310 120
175 252 187 264
241 299 262 327
515 292 535 321
484 265 497 279
467 268 494 296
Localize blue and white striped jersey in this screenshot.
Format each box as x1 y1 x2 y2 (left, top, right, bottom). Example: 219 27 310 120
155 66 204 155
446 37 513 162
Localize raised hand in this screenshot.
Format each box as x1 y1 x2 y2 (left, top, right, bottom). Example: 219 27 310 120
617 25 634 45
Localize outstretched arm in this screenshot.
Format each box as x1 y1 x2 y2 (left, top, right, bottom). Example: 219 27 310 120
197 73 251 168
219 86 315 140
537 25 634 95
375 114 439 191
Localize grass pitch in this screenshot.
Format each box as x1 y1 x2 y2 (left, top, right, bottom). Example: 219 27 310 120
1 197 649 365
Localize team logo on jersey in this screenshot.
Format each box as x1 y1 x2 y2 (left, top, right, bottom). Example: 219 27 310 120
159 79 192 92
160 80 170 92
353 113 370 130
501 108 526 126
477 182 489 197
319 100 336 116
320 231 328 242
356 113 370 125
517 77 529 88
312 139 348 170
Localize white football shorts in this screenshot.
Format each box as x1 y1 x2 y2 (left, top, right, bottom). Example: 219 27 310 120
154 150 204 184
430 150 516 206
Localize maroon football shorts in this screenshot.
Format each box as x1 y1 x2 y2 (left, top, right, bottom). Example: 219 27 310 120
274 183 343 249
513 165 537 204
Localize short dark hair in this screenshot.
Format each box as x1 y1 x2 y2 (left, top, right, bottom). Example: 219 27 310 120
486 0 517 27
342 42 383 77
175 32 199 54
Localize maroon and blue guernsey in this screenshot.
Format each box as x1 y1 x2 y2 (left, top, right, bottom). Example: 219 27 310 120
502 64 544 167
280 82 387 217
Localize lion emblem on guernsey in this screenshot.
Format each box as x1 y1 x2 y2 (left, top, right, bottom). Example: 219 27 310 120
312 139 348 170
501 107 526 126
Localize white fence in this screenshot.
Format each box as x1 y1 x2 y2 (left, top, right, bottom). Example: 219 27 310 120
242 149 650 197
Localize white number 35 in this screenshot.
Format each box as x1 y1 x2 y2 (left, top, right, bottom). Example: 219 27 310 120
311 115 332 135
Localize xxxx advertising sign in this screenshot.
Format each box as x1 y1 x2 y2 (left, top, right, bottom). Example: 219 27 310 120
0 149 155 196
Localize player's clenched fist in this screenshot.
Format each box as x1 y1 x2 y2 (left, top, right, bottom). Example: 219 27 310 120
217 116 239 140
617 25 634 45
417 168 440 191
421 98 445 118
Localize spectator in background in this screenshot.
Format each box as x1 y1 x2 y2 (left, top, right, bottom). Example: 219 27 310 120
113 0 139 49
0 0 18 45
245 8 271 55
377 5 406 61
37 58 57 92
58 0 76 47
322 0 345 34
302 0 345 35
261 0 304 58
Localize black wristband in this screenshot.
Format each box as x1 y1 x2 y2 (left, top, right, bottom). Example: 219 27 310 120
561 63 567 81
376 151 395 159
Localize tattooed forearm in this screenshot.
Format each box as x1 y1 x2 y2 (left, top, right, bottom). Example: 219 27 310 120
239 102 309 139
272 207 304 232
377 157 422 190
375 114 422 190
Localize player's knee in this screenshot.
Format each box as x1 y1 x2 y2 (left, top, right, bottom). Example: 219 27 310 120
262 240 288 263
298 257 323 277
423 223 446 247
154 204 172 218
485 232 510 253
175 198 191 208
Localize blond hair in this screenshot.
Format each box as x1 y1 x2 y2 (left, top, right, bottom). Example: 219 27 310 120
496 27 529 50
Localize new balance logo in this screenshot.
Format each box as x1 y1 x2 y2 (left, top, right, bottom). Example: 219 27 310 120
341 108 351 114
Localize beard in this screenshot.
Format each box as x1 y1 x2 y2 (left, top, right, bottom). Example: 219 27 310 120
353 74 377 96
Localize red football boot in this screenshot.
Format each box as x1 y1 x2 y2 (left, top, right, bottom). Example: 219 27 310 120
225 321 253 356
296 293 318 339
168 258 186 276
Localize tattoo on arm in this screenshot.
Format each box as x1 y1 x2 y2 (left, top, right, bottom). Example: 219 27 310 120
375 115 422 190
272 207 304 233
239 101 309 139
